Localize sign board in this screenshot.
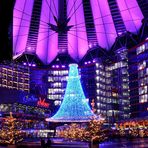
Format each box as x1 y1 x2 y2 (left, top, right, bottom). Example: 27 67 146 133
37 98 49 108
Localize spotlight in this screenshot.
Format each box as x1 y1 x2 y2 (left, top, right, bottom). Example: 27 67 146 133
118 32 122 35
45 118 50 122
32 64 36 67
88 43 92 48
27 46 31 50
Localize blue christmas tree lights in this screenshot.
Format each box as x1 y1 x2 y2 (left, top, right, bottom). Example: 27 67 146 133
47 64 95 122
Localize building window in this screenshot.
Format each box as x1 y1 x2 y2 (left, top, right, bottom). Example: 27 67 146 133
54 100 61 106
139 86 147 95
139 94 147 103
112 92 117 97
136 44 145 55
95 63 99 68
138 61 146 70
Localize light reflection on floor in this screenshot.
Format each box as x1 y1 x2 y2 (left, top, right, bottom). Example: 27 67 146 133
51 138 148 148
99 138 148 148
0 138 147 148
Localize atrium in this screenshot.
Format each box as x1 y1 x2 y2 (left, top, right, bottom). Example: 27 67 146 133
0 0 147 147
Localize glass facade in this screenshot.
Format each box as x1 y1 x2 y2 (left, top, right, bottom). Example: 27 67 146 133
0 63 30 92
128 41 148 117
110 48 130 121
80 60 115 124
80 53 131 124
47 66 69 107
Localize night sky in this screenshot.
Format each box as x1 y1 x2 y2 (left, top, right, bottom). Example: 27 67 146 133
0 0 15 62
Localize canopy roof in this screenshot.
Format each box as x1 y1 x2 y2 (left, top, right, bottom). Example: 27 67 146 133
13 0 146 64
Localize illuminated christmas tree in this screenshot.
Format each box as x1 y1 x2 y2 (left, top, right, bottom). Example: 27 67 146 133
0 112 23 145
57 118 108 143
84 118 108 142
47 64 95 122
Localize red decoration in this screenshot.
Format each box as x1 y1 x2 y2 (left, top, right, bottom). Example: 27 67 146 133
37 98 49 108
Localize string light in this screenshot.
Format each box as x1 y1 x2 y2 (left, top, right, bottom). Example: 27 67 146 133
115 119 148 138
57 118 108 143
0 112 23 144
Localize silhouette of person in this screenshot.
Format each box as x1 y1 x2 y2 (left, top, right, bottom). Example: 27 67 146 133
46 138 52 148
41 138 46 148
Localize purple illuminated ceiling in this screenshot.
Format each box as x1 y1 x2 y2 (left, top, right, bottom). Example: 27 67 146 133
13 0 144 64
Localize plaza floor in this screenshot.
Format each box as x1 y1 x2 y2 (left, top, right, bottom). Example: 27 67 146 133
0 138 147 148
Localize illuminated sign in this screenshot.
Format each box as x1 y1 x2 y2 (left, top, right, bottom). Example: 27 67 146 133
23 95 38 103
37 98 49 108
22 95 50 108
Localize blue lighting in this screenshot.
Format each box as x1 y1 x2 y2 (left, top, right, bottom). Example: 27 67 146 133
22 95 38 103
47 64 95 122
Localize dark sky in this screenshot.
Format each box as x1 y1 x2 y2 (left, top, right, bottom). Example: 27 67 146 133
0 0 15 62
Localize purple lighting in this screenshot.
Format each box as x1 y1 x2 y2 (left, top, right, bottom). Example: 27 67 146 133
62 65 66 68
90 0 117 50
68 0 88 60
23 62 27 66
13 0 34 56
27 47 31 50
13 0 144 64
116 0 143 33
88 43 92 48
32 64 36 67
93 60 96 63
93 43 97 46
118 32 122 35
